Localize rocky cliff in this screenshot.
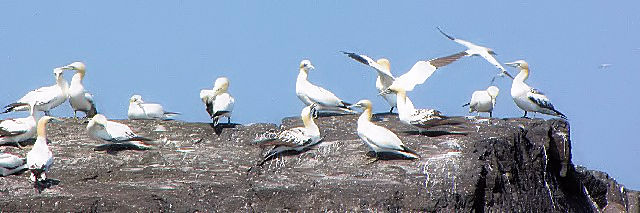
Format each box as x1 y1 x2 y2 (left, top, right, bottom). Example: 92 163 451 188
0 114 637 212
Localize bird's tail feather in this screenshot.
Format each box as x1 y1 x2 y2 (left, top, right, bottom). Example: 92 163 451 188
553 109 567 119
2 103 29 114
400 145 420 159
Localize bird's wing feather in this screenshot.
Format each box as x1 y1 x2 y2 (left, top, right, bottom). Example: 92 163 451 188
304 84 343 106
391 51 467 91
213 93 234 115
276 128 312 147
105 121 137 141
479 52 507 71
0 119 29 137
361 124 404 151
342 51 395 81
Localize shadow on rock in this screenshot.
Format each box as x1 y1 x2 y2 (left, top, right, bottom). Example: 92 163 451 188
209 123 241 135
35 178 60 194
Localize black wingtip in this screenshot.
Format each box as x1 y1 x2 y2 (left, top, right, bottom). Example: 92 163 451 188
436 27 456 41
554 110 568 120
462 103 470 107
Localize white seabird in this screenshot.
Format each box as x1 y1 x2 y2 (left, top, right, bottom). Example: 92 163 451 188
86 114 154 149
505 60 566 119
26 116 60 182
296 60 354 114
341 53 396 112
463 86 500 117
351 100 419 160
0 153 27 176
253 104 321 165
2 68 69 116
344 51 468 94
436 27 514 79
60 62 97 119
200 77 235 126
128 95 179 120
0 103 39 147
391 89 450 129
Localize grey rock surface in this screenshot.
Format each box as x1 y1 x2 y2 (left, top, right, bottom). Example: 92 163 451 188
0 114 636 212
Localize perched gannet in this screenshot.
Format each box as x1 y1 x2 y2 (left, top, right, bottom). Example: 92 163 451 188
26 116 60 182
296 60 354 114
463 86 500 117
128 95 179 120
86 114 154 148
200 77 235 126
344 51 467 94
436 27 514 79
505 60 566 119
0 103 38 147
253 104 321 165
0 153 27 176
2 68 69 116
392 89 449 129
351 100 419 160
60 62 97 119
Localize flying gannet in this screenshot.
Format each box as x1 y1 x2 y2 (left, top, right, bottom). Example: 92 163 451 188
351 100 419 160
296 60 354 114
436 27 514 79
200 77 235 126
505 60 566 119
0 103 38 147
86 114 154 149
253 104 321 166
60 62 97 119
463 86 499 117
128 95 179 120
0 153 27 176
2 68 69 116
344 51 468 94
26 116 60 183
391 88 452 129
341 52 396 113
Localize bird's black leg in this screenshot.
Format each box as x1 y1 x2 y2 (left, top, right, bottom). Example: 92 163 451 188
227 117 231 124
489 111 493 118
522 111 529 118
389 106 395 114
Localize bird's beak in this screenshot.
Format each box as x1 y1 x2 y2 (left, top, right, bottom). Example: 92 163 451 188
308 65 315 70
50 118 63 123
504 62 519 68
488 50 498 56
59 65 75 70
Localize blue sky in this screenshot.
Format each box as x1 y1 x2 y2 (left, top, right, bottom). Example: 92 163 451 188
1 1 639 188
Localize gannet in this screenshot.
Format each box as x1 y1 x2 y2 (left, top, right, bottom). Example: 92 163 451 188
2 68 69 116
436 27 514 79
345 51 467 94
0 153 27 176
0 103 38 147
463 86 499 117
86 114 154 149
296 60 354 114
341 52 397 112
392 89 449 129
128 95 179 120
59 62 97 119
505 60 567 119
200 77 235 126
351 100 419 160
26 116 60 182
253 104 321 165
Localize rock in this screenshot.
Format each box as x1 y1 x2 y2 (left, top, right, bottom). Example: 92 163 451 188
0 114 636 211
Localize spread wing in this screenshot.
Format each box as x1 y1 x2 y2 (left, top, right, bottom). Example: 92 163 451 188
391 51 467 91
342 51 395 86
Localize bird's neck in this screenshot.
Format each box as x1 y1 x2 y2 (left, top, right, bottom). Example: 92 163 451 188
297 69 308 81
56 74 68 89
36 121 48 141
302 113 319 134
358 107 373 123
71 71 85 85
514 69 529 82
395 91 414 115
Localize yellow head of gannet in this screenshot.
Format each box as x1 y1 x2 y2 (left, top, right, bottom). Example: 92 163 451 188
351 99 373 119
487 86 500 99
36 116 61 139
60 61 86 74
505 60 529 80
300 103 317 128
376 58 390 71
213 77 230 95
299 60 315 73
129 94 143 103
88 114 108 128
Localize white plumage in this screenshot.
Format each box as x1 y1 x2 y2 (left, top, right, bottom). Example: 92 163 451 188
393 89 447 129
437 27 514 79
61 62 97 119
2 68 69 116
295 60 353 114
465 86 499 117
343 51 467 94
341 52 396 112
86 114 153 148
352 100 419 160
254 104 321 165
128 95 179 120
0 103 38 146
200 77 235 125
0 153 27 176
26 116 59 182
505 60 566 119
